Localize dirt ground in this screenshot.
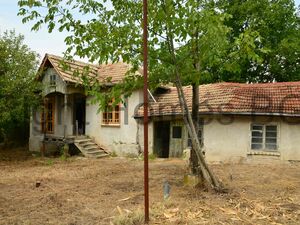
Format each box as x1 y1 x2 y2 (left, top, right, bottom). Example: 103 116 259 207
0 148 300 225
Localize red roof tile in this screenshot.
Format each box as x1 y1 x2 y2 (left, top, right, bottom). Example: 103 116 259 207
38 54 135 84
136 82 300 117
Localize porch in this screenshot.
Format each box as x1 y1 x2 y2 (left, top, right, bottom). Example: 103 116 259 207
40 92 86 138
29 82 89 154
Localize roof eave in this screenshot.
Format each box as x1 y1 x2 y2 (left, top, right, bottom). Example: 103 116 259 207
134 111 300 119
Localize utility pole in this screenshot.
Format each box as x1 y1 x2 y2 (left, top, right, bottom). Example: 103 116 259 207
142 0 149 223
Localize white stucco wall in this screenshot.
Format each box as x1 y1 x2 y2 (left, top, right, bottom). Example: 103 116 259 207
42 68 67 95
85 89 144 155
137 121 154 155
203 115 300 162
29 110 43 151
280 119 300 160
203 116 249 162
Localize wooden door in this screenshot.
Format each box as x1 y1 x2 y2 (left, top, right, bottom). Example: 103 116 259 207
41 97 55 133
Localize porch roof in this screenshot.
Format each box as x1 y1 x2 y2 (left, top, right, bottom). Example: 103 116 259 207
38 54 135 85
134 82 300 118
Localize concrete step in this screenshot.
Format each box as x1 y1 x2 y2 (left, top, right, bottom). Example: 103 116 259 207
81 142 96 147
84 145 99 150
74 138 92 143
83 149 104 154
74 137 109 159
84 147 100 152
85 151 108 157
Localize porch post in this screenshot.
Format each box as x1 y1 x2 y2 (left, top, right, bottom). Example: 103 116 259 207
64 94 68 138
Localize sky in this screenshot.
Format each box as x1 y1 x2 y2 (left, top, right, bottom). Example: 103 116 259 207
0 0 300 62
0 0 72 61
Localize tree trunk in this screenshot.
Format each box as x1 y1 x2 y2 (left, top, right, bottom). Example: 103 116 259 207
191 14 202 178
191 83 200 175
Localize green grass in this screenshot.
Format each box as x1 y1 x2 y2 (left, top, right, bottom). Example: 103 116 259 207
45 159 54 166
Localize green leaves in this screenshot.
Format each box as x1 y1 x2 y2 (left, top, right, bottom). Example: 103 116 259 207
219 0 300 82
16 0 300 104
0 30 40 142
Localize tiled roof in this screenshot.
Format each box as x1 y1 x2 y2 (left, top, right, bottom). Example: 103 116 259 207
135 82 300 117
39 54 133 84
97 63 131 84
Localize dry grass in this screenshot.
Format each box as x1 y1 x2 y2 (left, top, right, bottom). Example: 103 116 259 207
0 148 299 224
111 207 144 225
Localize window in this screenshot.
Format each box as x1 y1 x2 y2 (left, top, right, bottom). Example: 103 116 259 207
102 100 120 125
251 124 277 151
50 74 56 86
41 97 55 133
172 126 182 138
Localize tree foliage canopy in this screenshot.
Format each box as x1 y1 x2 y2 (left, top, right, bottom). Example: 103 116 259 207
219 0 300 82
18 0 299 88
0 30 40 144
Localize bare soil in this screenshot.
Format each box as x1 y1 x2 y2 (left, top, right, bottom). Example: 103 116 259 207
0 148 299 225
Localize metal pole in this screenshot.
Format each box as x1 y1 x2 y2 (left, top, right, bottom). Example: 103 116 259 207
143 0 149 223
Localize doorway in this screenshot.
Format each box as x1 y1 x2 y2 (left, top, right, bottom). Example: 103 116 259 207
73 94 86 135
154 121 170 158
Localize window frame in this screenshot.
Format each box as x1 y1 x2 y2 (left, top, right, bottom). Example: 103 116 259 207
49 74 56 86
172 126 182 139
41 97 55 134
102 100 121 126
250 123 278 151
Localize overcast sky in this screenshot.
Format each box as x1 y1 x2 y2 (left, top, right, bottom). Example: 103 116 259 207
0 0 299 62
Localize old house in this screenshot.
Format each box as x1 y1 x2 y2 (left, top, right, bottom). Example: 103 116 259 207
29 54 143 157
30 54 300 162
135 83 300 162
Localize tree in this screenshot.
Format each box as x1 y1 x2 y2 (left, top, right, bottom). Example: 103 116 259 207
147 1 233 190
0 30 40 146
17 0 267 191
218 0 300 82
